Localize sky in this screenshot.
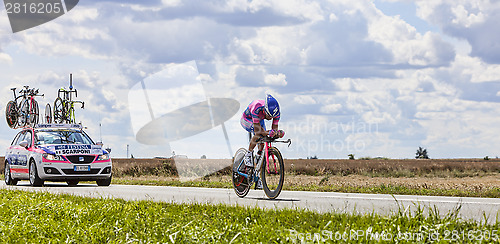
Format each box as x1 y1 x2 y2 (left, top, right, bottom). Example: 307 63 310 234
1 0 500 160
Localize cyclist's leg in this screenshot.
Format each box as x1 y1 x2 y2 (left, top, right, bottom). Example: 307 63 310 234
257 120 266 152
240 117 255 167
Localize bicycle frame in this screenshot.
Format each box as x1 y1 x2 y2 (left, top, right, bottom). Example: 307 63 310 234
7 86 42 128
56 85 84 123
10 87 28 109
236 137 291 181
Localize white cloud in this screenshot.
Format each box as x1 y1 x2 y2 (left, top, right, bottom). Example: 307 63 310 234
457 55 500 83
264 73 287 86
1 0 500 159
451 4 485 27
293 95 316 105
0 53 12 64
416 0 500 64
320 103 342 114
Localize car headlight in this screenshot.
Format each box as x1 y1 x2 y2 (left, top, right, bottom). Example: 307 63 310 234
43 153 64 161
97 154 110 161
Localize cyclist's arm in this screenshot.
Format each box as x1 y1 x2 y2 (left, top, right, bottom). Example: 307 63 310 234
271 117 279 130
254 123 268 137
272 123 278 131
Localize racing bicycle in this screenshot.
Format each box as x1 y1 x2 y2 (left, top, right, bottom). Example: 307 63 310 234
5 86 43 129
51 74 85 124
232 136 291 199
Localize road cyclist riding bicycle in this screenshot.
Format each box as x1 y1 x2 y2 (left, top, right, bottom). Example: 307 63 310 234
233 94 289 199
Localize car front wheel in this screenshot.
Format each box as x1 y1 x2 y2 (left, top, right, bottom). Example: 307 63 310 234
96 176 112 186
4 162 18 186
29 160 44 187
66 180 79 186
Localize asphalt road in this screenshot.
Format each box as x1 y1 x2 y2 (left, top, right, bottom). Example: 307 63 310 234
2 181 499 223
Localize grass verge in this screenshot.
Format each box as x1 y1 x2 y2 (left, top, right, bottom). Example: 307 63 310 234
0 189 498 243
112 175 500 198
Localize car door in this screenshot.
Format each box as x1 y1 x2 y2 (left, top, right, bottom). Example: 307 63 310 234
9 130 27 178
17 129 33 178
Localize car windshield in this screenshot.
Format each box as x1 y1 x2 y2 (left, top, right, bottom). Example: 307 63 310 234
35 130 94 145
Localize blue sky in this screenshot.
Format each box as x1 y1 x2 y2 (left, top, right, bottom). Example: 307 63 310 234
1 0 500 159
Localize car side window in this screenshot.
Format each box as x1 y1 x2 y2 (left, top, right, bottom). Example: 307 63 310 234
13 131 26 146
11 132 22 146
24 131 33 147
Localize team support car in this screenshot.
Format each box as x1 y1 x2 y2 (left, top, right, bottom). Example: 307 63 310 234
4 124 112 186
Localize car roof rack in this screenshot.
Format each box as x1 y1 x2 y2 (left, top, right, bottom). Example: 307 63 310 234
34 124 83 130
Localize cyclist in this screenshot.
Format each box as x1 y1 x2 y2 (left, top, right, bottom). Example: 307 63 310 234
240 94 285 188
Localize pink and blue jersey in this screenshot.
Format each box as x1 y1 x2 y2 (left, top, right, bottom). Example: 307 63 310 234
240 100 280 132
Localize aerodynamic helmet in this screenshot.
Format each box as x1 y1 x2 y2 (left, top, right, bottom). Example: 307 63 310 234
264 94 280 118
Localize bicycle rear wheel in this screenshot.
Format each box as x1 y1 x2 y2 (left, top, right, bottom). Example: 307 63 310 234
5 101 17 129
261 147 285 199
45 103 52 123
232 148 252 198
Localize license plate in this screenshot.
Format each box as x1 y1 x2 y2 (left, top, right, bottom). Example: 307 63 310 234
74 165 90 172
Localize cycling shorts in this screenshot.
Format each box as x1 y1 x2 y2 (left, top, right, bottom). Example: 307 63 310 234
240 117 266 134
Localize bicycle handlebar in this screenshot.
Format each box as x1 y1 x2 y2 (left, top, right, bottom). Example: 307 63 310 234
257 137 292 147
73 100 85 108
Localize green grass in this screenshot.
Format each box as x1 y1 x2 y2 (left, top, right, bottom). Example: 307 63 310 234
288 184 500 198
0 189 499 243
112 177 232 189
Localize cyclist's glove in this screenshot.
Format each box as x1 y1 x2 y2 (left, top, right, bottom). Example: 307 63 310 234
269 129 285 138
268 129 278 138
278 130 285 138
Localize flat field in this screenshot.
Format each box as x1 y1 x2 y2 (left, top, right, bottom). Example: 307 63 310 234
2 157 499 197
109 157 500 198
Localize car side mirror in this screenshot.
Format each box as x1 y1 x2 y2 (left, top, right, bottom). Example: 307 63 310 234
19 140 28 148
96 142 103 147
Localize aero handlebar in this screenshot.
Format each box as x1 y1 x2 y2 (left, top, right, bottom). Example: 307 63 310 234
257 137 292 147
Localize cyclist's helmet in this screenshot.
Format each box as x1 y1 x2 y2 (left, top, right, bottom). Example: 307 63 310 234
264 94 280 118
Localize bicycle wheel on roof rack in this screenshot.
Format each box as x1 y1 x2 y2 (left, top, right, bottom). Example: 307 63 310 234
28 99 39 127
232 148 252 198
45 103 52 124
18 99 29 128
5 101 18 129
53 97 64 123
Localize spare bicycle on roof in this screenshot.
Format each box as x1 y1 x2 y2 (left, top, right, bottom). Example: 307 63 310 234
45 74 85 124
6 85 44 129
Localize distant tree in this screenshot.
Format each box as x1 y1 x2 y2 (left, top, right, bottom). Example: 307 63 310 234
484 156 490 160
415 147 429 159
201 155 207 159
348 154 355 160
307 155 318 159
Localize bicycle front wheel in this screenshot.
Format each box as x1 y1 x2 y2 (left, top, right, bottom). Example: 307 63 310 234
5 101 17 129
232 148 251 198
261 147 285 199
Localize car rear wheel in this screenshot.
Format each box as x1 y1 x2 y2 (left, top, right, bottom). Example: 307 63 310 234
66 180 79 186
29 160 44 187
96 176 112 186
4 162 18 186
